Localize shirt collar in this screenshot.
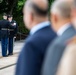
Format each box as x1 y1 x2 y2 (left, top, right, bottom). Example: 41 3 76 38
30 21 50 35
57 23 71 36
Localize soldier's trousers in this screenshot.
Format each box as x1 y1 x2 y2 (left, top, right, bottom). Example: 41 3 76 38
1 38 8 56
8 37 13 55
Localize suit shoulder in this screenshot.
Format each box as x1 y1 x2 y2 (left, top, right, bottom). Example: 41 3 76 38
29 26 56 42
35 26 56 36
25 35 45 48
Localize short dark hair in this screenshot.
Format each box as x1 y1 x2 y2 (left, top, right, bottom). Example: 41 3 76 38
3 13 7 16
7 15 13 18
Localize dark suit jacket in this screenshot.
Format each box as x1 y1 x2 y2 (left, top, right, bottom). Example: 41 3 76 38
15 25 56 75
42 25 76 75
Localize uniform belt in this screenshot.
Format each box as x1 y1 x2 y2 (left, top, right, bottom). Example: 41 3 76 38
1 28 9 30
1 28 14 31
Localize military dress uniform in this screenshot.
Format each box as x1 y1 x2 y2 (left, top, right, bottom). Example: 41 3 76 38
0 19 14 57
8 20 18 55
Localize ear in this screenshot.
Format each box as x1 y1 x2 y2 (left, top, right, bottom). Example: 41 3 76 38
71 9 76 17
50 13 51 22
54 14 58 23
51 14 58 23
30 13 34 22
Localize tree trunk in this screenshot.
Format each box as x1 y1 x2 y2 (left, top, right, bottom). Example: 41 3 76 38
7 0 18 14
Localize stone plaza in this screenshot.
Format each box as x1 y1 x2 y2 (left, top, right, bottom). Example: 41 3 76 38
0 40 24 75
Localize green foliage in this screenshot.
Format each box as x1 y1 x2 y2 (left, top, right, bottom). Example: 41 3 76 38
14 0 29 34
16 0 25 14
0 0 8 13
48 0 54 20
0 14 2 19
50 0 54 6
14 16 29 34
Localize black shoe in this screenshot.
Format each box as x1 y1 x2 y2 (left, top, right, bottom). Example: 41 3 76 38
8 53 13 56
3 55 8 57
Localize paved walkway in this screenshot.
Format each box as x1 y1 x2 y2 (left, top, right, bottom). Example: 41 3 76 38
0 54 18 69
0 66 16 75
0 40 25 75
0 40 25 56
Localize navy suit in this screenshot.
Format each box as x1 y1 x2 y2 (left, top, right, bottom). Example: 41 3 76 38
15 24 56 75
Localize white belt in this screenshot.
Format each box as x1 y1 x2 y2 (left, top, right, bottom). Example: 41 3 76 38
1 28 14 31
1 28 8 30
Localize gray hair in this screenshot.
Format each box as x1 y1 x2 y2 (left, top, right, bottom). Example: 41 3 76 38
72 0 76 8
51 0 71 19
24 0 33 13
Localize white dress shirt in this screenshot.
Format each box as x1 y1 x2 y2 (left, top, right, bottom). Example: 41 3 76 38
57 23 71 36
30 21 50 35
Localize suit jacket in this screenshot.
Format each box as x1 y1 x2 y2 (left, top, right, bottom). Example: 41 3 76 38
42 25 76 75
15 25 56 75
56 44 76 75
0 19 14 38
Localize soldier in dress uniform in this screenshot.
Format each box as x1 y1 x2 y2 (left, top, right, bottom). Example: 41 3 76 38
7 15 18 55
0 13 14 57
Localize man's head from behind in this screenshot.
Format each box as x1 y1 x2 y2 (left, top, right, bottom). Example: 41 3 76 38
3 13 7 20
50 0 71 32
23 0 48 30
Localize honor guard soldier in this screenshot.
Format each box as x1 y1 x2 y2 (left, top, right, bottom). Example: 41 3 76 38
0 13 14 57
7 15 18 55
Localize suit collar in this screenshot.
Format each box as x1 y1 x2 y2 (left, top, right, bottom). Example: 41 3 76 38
62 25 76 35
57 23 71 36
30 21 50 35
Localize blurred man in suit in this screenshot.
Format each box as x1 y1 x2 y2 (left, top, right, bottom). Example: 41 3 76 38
56 1 76 74
56 36 76 75
7 15 18 55
15 0 56 75
42 0 76 75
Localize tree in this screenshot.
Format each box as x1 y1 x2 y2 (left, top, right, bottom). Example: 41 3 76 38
0 0 25 14
7 0 18 14
48 0 54 20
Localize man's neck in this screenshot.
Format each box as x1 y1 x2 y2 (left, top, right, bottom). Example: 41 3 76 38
57 22 70 36
56 20 71 32
30 21 50 35
31 20 48 28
